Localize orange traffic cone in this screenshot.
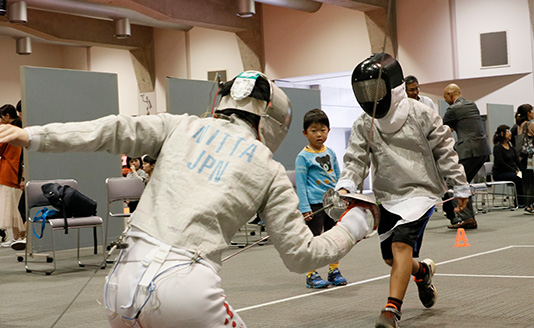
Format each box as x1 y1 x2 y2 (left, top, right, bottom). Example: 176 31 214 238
454 228 470 247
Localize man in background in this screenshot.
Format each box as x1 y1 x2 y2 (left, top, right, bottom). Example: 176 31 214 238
442 83 491 230
405 75 437 111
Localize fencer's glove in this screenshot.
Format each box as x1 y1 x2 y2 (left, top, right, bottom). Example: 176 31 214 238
337 205 370 243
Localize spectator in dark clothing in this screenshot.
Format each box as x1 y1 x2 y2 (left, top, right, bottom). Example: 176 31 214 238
492 124 524 207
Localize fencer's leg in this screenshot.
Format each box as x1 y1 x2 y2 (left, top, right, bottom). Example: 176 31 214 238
388 242 414 301
135 259 247 328
104 236 247 328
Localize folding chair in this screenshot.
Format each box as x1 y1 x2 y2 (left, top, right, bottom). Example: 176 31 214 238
483 162 518 210
24 179 105 275
105 177 145 255
471 165 490 214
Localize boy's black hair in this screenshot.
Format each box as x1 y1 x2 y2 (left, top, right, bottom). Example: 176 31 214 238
216 74 271 129
493 124 510 145
303 108 329 131
143 155 156 165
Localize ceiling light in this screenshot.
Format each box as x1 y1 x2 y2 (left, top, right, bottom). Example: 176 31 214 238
16 37 31 55
237 0 255 18
114 18 131 39
8 1 27 23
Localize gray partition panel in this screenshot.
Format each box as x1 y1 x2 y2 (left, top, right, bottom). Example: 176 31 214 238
22 66 122 251
487 103 514 148
166 77 217 117
439 99 448 118
166 77 321 170
276 87 321 170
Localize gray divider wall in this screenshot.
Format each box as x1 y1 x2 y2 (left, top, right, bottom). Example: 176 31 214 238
166 76 321 170
22 66 122 251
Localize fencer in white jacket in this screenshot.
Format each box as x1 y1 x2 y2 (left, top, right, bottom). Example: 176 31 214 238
337 54 470 328
0 71 373 328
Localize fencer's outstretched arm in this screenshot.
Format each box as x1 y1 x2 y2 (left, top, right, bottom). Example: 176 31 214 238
259 168 365 274
0 124 30 148
0 114 172 158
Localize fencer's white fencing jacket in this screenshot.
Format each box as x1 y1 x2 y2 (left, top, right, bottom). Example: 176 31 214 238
28 113 356 272
337 96 469 203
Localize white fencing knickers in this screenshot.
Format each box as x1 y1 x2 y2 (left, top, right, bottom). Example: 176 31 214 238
104 230 246 328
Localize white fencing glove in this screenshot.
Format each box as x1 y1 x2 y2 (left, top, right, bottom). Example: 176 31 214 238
337 205 370 243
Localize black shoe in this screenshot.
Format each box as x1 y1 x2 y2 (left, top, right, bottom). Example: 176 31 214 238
0 229 6 243
414 259 437 308
375 307 401 328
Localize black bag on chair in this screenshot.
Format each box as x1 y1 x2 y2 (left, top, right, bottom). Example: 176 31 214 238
41 183 97 234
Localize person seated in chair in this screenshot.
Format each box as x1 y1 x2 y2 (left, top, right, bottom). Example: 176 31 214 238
492 124 524 208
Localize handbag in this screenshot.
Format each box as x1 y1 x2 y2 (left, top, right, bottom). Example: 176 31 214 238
41 183 97 234
515 122 534 158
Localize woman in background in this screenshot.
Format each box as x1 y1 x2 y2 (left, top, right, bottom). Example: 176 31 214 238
492 124 524 208
0 104 25 249
514 104 534 213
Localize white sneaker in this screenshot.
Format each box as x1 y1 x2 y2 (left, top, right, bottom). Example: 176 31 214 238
1 239 18 248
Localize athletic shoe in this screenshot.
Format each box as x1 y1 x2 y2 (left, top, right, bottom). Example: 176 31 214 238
375 307 401 328
11 239 26 251
306 271 330 289
0 238 23 248
447 218 477 229
327 268 347 286
524 207 534 215
413 258 437 308
1 239 20 248
0 229 6 242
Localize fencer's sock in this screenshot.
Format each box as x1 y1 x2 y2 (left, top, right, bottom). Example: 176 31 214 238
386 297 403 312
329 263 339 272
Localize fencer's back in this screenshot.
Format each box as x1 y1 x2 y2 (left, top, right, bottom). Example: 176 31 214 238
130 113 292 268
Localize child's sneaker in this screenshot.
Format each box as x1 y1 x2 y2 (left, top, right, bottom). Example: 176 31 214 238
327 267 347 286
306 271 330 289
375 307 401 328
413 258 437 308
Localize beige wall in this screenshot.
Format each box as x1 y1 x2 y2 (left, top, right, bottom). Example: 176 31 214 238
0 39 75 108
263 3 371 79
2 1 533 117
397 0 534 114
154 28 187 113
88 47 137 116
